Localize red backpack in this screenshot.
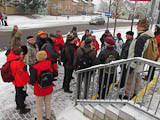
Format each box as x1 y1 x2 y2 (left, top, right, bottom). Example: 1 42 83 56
0 60 17 82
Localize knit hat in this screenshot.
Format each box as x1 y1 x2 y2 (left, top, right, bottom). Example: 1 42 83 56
12 47 22 55
137 18 150 29
66 33 74 42
50 33 57 38
21 45 28 55
26 36 34 40
72 26 77 31
105 37 115 45
156 24 160 31
36 51 47 61
85 39 93 44
38 31 45 36
126 31 134 36
117 33 121 38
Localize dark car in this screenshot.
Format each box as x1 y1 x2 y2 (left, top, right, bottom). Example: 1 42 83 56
89 17 105 25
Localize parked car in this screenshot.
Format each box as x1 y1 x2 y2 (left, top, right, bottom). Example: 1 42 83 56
89 17 105 25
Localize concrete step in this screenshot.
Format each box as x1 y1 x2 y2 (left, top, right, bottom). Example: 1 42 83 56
105 105 120 120
94 105 106 120
119 104 158 120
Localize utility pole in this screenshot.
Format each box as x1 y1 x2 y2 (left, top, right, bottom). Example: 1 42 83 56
157 0 160 24
131 2 137 32
107 0 112 30
149 0 156 29
113 0 119 38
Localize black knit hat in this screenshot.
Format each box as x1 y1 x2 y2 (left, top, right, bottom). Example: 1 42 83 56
50 33 57 38
26 36 34 40
72 26 77 31
126 31 134 36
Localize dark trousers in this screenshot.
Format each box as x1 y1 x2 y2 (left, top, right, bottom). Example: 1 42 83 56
98 72 114 99
146 66 155 81
120 65 127 88
63 67 73 91
4 20 8 26
15 86 27 109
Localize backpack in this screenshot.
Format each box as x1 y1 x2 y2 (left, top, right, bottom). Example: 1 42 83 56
1 60 18 82
60 45 66 63
104 51 117 73
78 48 92 70
38 69 53 88
143 36 159 61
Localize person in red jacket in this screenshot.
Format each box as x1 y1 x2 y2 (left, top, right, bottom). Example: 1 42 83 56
92 35 99 54
73 32 81 47
54 30 65 54
7 47 30 114
30 51 58 120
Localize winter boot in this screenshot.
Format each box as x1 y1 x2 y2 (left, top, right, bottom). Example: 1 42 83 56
19 108 30 114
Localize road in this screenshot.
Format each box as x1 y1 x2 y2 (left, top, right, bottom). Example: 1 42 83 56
0 22 135 51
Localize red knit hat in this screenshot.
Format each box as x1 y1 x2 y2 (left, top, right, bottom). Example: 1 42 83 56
105 37 115 45
117 33 121 38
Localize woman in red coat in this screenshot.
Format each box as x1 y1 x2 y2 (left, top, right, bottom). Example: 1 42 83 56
92 35 99 54
7 48 30 114
30 51 58 120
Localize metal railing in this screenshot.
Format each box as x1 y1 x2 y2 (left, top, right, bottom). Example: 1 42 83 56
75 57 160 119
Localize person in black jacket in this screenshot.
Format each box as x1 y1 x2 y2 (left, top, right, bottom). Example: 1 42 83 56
81 29 90 42
41 34 58 63
36 31 47 50
100 30 111 50
119 31 134 88
62 33 76 93
98 37 120 99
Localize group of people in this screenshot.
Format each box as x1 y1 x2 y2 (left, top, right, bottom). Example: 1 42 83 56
4 18 160 120
0 12 8 26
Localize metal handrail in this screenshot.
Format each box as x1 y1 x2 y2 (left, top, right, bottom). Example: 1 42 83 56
75 57 160 119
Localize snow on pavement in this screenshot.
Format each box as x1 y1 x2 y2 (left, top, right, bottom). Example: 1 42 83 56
0 25 160 119
0 15 137 31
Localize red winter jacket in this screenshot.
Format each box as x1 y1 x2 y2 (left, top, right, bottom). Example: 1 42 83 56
7 51 29 87
31 60 58 96
74 37 81 47
54 35 64 54
155 34 160 59
93 38 99 54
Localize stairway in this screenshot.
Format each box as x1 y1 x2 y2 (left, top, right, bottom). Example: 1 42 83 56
76 102 159 120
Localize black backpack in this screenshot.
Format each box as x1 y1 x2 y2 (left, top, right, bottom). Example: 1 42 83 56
38 69 53 88
78 48 92 70
104 50 117 73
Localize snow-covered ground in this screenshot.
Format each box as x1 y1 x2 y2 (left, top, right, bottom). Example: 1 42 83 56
0 16 159 119
0 15 137 31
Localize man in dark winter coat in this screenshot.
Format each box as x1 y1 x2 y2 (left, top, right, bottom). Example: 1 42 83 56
74 38 97 99
119 31 134 88
62 33 76 93
98 37 120 99
36 31 47 50
41 34 59 62
100 30 111 50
